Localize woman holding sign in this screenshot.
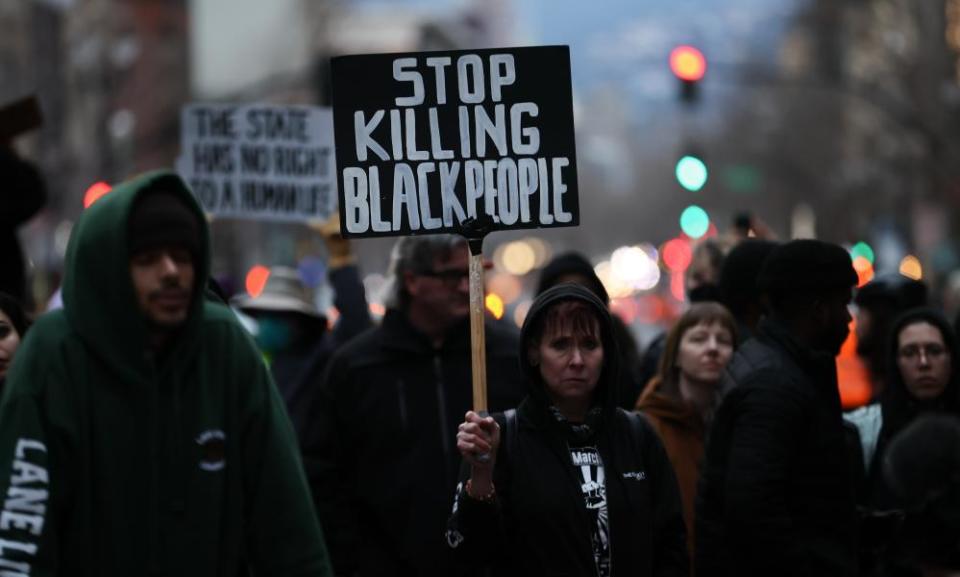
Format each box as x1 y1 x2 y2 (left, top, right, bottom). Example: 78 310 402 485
446 284 688 577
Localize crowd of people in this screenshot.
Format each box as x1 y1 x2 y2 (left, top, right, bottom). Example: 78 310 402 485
0 166 958 577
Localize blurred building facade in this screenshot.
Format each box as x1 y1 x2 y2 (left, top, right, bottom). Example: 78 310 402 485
6 0 513 306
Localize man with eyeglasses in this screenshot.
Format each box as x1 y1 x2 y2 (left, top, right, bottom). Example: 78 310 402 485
310 234 525 577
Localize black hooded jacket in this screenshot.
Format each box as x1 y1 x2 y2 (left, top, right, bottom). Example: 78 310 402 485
446 284 688 577
847 308 960 507
312 308 526 577
846 309 960 572
695 318 859 577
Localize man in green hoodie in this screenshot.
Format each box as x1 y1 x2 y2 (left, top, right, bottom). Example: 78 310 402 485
0 171 332 576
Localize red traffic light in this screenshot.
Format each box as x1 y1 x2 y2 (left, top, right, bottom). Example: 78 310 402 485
669 45 706 82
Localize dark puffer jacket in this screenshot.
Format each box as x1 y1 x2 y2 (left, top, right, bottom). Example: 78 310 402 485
695 318 859 577
311 309 526 577
446 284 688 577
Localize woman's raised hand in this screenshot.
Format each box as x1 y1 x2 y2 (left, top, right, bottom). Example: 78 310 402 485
456 411 500 470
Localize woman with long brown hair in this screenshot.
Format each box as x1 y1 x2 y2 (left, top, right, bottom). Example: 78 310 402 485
636 302 737 560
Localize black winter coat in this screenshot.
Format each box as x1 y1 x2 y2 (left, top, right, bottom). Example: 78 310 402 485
447 400 689 577
695 318 859 577
310 309 526 577
446 283 688 577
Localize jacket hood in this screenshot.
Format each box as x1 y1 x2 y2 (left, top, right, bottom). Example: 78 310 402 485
62 170 210 381
882 307 960 438
535 252 609 305
519 283 620 418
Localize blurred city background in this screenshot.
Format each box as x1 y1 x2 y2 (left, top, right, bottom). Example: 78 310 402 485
4 0 960 346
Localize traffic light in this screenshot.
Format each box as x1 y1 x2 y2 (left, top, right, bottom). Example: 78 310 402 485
675 154 708 192
669 45 706 102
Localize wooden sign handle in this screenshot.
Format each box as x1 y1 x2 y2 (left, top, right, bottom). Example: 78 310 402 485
468 242 488 413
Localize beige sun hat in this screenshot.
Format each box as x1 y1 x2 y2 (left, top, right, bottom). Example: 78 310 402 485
231 266 324 320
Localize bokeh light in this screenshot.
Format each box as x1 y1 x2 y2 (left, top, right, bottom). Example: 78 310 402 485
594 260 631 299
485 293 505 319
669 45 707 81
610 246 661 291
670 271 686 301
525 237 553 268
662 238 692 272
680 205 710 239
675 156 708 192
487 272 523 304
500 241 537 276
899 255 922 280
851 241 875 265
852 256 874 287
83 181 112 208
245 265 271 298
610 297 640 324
638 243 659 263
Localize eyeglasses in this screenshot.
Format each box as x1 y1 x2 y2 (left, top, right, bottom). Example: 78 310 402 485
897 344 948 362
418 268 470 288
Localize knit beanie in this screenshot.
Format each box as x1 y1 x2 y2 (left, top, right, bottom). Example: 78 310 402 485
719 239 779 315
758 239 857 297
127 189 201 259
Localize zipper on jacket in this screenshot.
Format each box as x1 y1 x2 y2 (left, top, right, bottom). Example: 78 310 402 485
432 355 453 472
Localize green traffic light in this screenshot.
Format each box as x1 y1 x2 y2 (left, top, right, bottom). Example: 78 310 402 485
680 205 710 238
676 156 708 192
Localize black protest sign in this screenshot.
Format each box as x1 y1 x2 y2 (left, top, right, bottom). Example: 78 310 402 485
332 45 579 238
177 103 337 223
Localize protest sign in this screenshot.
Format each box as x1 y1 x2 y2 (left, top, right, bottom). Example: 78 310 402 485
331 45 579 238
177 103 337 222
333 45 579 414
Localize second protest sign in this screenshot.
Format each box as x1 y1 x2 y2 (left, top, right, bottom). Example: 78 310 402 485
331 45 579 238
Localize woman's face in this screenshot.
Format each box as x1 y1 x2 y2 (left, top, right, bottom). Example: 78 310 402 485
676 321 734 386
534 317 604 408
896 321 952 401
0 310 22 379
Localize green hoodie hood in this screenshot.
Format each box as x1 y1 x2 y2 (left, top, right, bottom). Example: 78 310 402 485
62 170 210 381
0 170 332 575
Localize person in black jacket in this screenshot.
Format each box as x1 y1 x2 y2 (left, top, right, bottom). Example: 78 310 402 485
695 239 860 577
313 234 526 577
883 414 960 571
536 251 644 409
846 308 960 575
1 145 47 306
448 283 688 577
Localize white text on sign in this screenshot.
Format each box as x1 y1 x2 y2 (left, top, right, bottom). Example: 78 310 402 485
341 53 572 234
